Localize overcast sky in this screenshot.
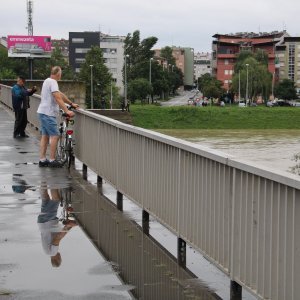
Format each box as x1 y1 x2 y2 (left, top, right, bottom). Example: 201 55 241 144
1 0 300 52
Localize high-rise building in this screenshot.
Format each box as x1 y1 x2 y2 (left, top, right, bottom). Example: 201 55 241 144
69 31 100 73
194 52 211 80
100 33 125 95
212 31 288 90
69 32 125 95
276 37 300 95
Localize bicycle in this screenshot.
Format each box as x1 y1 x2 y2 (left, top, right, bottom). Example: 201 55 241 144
56 107 75 169
59 187 76 225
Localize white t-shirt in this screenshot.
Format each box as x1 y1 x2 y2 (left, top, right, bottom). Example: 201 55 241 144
37 78 60 117
38 219 63 256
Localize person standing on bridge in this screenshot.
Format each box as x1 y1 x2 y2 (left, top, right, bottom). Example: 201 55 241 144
37 66 79 168
12 76 37 138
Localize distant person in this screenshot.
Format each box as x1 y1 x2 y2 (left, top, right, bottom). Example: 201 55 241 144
37 66 79 168
101 98 106 109
12 76 37 138
37 185 77 267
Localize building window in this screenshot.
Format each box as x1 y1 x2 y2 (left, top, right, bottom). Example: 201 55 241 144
75 68 81 73
102 48 117 54
75 58 85 63
224 80 229 84
288 44 295 81
224 70 229 75
224 59 229 65
75 48 90 54
72 38 84 43
109 68 117 74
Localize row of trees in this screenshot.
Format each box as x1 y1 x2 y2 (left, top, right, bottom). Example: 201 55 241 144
123 30 183 103
198 49 298 102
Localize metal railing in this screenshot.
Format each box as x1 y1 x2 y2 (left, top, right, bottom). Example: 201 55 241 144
1 84 300 299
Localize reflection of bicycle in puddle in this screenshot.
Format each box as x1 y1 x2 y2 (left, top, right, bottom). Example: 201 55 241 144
37 185 77 267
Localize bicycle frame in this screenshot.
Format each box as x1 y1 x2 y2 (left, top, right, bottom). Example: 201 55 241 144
56 110 75 169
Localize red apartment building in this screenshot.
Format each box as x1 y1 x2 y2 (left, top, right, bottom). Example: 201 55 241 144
212 31 287 90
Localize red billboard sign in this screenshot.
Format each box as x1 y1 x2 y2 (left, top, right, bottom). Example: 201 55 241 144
7 35 52 58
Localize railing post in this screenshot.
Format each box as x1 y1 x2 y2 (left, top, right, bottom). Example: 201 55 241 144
82 163 87 180
177 237 186 267
97 175 103 186
142 210 149 235
230 280 242 300
116 191 123 211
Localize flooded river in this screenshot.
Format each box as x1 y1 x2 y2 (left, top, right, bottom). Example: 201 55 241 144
157 129 300 175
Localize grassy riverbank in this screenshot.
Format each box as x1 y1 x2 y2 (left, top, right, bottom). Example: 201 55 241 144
130 105 300 129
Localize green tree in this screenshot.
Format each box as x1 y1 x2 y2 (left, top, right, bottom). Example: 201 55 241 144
34 46 74 80
79 46 111 108
0 47 27 79
274 78 297 100
127 78 152 103
197 73 224 98
231 55 272 102
160 46 176 66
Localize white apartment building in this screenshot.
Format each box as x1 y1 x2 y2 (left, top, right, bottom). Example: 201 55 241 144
100 33 125 95
194 52 211 80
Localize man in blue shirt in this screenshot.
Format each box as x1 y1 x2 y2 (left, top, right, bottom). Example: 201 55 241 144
11 76 37 138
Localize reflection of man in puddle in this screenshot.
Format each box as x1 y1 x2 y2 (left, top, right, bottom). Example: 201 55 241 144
37 185 77 267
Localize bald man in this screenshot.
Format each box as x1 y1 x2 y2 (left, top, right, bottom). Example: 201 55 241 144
37 66 79 168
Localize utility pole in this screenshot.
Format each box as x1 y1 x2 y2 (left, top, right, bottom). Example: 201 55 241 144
27 0 34 79
27 0 33 35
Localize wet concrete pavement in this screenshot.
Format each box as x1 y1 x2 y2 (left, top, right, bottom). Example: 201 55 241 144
0 105 223 299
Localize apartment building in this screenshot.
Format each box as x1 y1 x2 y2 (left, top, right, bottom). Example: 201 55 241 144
69 31 100 73
154 46 194 87
212 31 288 90
100 33 125 95
69 31 125 94
276 37 300 94
194 52 211 80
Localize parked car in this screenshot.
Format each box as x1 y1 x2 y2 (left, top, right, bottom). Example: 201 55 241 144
275 100 292 106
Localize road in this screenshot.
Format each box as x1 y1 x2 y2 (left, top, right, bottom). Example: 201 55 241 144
160 90 201 106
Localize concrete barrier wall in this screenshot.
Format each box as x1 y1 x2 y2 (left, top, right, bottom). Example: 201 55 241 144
0 80 86 108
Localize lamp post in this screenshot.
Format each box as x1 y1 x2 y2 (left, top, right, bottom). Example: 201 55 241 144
245 63 249 106
90 64 94 109
271 71 275 100
149 58 153 104
110 50 116 109
124 54 129 108
149 58 153 85
238 71 241 102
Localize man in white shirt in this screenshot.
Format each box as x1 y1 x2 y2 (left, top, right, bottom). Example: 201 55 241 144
37 66 78 168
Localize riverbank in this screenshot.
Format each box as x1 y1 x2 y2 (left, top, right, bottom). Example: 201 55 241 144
130 105 300 129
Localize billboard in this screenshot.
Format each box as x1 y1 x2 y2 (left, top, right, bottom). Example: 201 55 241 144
7 35 52 58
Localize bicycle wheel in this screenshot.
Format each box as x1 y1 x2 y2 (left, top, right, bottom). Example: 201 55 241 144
65 138 73 169
56 134 66 162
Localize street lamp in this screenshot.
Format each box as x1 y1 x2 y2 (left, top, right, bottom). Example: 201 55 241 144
110 50 116 109
245 63 249 106
271 71 275 100
238 71 241 102
124 54 129 109
149 57 153 85
90 64 94 109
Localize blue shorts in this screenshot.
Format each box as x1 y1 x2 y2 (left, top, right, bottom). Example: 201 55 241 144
38 113 59 136
37 199 60 223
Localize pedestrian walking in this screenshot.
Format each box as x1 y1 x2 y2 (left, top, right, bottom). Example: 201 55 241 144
37 66 79 168
12 76 37 138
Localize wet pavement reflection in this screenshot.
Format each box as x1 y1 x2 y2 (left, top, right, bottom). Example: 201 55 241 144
0 105 220 299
